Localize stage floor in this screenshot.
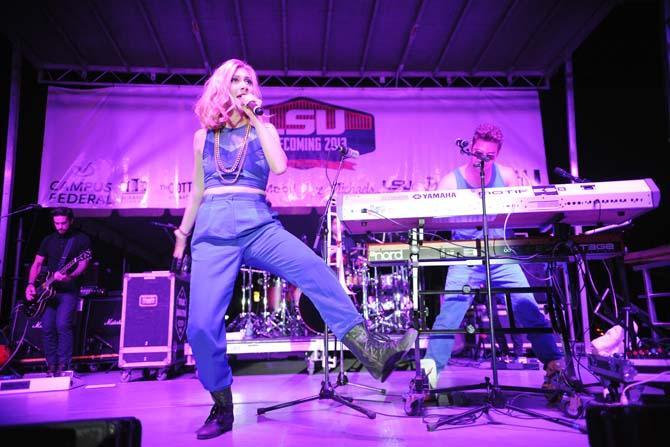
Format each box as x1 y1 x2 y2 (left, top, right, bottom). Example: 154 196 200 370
0 361 611 447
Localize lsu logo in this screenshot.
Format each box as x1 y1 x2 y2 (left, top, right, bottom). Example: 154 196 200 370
267 97 376 169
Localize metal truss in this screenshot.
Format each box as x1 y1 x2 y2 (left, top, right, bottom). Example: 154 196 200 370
38 68 549 90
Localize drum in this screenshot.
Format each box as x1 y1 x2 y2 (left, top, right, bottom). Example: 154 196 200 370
365 265 413 332
297 293 327 335
368 293 412 313
268 278 302 312
239 267 275 313
378 273 407 291
267 276 285 312
345 268 364 289
297 292 358 335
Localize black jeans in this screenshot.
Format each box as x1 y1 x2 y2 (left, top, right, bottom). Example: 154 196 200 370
41 292 78 368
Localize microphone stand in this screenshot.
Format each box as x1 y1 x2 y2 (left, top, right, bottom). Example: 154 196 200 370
1 204 41 321
426 151 583 432
257 153 376 419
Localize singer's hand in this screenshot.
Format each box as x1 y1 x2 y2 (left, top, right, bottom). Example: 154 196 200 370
239 93 262 121
173 229 188 259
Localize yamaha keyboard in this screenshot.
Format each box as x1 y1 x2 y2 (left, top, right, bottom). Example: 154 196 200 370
338 179 660 234
366 233 625 266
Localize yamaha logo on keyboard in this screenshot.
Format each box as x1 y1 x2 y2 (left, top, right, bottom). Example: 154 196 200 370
412 192 457 200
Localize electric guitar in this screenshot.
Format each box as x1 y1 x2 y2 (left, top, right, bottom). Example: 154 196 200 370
23 249 92 320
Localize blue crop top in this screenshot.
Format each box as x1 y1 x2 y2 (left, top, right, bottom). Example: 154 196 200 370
452 164 512 240
202 126 269 190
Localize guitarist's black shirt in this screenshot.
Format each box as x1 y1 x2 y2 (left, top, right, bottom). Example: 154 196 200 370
37 230 91 293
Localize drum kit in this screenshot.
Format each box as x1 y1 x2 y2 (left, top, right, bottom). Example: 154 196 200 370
226 247 413 338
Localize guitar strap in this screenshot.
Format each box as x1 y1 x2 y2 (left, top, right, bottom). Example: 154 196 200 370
57 237 75 271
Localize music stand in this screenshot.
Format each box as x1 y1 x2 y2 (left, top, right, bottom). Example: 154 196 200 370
257 149 376 419
413 148 583 432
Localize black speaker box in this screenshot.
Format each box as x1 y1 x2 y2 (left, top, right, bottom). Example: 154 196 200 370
10 306 83 362
0 417 141 446
586 403 670 447
80 295 123 356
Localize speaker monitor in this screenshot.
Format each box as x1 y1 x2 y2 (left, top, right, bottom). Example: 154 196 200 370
586 403 670 447
0 417 141 446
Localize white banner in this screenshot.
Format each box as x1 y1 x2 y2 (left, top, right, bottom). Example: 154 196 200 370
39 86 546 213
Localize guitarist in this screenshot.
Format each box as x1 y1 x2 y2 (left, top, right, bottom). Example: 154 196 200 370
25 207 91 376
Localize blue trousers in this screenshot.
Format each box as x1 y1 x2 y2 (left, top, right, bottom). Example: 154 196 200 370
41 291 78 368
425 264 563 373
188 193 364 391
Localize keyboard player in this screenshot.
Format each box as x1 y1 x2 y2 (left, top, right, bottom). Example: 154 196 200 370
420 123 564 391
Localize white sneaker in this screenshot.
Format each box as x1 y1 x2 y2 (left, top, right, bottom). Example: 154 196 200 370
420 358 438 389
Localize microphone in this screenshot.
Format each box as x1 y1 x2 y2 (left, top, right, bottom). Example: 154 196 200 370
246 100 264 116
3 203 42 218
150 222 177 230
553 167 590 183
455 138 469 150
337 145 360 159
17 203 41 210
366 231 384 244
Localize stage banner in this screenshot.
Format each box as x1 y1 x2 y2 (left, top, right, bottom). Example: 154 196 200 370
39 86 546 213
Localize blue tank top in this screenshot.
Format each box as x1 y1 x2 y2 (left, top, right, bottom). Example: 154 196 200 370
452 164 512 240
202 126 269 191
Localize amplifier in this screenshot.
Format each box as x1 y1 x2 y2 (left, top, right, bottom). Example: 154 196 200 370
80 295 122 356
11 313 48 361
119 271 189 369
11 304 84 365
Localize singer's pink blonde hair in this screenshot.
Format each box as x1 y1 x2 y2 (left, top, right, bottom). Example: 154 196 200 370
194 59 262 129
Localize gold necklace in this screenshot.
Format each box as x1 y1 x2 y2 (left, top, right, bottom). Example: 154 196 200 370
214 123 251 184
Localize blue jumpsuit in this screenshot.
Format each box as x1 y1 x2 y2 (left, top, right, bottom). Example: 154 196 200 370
187 126 364 391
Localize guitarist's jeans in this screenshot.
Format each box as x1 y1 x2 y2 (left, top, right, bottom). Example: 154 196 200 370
41 291 78 369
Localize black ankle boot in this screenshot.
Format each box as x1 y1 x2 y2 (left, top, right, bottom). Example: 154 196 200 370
342 324 418 382
196 387 234 440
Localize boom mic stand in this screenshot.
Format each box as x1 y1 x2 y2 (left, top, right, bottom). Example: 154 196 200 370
257 151 376 419
1 204 41 317
425 148 582 432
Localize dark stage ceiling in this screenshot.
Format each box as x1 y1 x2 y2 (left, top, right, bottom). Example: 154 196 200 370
1 0 617 88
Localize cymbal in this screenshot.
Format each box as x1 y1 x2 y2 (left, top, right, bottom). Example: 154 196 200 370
348 246 366 254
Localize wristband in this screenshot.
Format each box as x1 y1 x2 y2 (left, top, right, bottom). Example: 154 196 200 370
176 227 191 237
